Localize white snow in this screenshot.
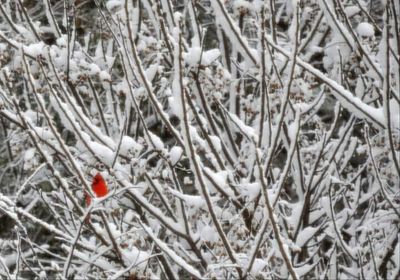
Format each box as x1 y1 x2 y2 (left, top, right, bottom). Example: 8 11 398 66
141 224 202 279
250 258 268 275
87 63 101 75
145 64 160 81
296 226 319 247
295 264 315 277
240 182 261 201
24 148 36 161
344 6 361 17
1 0 397 278
23 42 45 57
99 70 111 81
228 112 256 140
169 146 183 165
88 141 114 166
203 168 231 196
202 49 221 65
390 98 400 129
169 189 206 209
183 48 221 67
146 131 164 150
208 135 222 152
200 225 219 243
233 0 251 16
120 136 143 157
106 0 123 10
287 115 300 142
357 22 374 37
121 247 150 271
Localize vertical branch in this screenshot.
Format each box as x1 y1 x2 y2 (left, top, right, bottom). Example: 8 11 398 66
256 149 298 280
258 5 272 148
383 5 400 178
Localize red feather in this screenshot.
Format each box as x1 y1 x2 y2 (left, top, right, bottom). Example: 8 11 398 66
85 173 109 206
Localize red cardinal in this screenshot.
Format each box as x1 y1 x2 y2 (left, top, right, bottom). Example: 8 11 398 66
85 173 109 206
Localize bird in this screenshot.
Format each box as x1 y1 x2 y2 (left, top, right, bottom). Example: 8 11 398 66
85 173 109 206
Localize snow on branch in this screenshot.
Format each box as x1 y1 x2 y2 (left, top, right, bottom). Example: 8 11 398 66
0 0 398 279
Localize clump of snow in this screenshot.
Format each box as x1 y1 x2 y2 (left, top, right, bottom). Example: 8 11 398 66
344 6 361 17
357 22 374 37
183 48 221 67
233 0 251 16
121 247 149 271
24 148 36 161
147 131 164 150
296 226 319 247
202 49 221 64
87 63 101 75
120 136 143 157
169 146 183 165
203 168 231 195
106 0 123 10
88 141 114 166
250 258 268 275
99 71 111 81
287 117 299 141
228 112 257 140
24 42 46 57
23 148 38 170
208 135 222 152
390 98 400 130
56 35 68 47
33 127 55 142
240 182 261 201
169 189 206 209
295 264 314 277
320 196 331 216
200 225 219 243
145 64 161 81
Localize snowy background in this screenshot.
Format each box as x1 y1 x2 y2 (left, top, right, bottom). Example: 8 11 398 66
0 0 399 279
